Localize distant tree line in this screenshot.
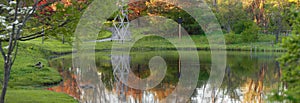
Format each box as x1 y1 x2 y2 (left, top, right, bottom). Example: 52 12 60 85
107 0 299 43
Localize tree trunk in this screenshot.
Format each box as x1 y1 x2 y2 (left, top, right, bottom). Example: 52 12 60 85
0 63 11 103
275 29 281 44
213 0 218 9
275 16 282 44
0 1 40 102
226 24 231 33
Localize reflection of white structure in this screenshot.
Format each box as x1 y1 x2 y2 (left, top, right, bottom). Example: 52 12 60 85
191 84 243 103
191 83 272 103
75 66 108 103
142 91 159 103
111 55 161 103
112 0 131 42
111 55 130 102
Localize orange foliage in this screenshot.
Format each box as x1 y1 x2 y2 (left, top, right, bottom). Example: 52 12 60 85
48 68 80 99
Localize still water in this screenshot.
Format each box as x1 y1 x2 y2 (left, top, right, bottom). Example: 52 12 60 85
49 50 282 103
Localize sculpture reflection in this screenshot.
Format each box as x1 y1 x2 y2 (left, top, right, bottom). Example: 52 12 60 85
49 51 282 103
111 55 129 102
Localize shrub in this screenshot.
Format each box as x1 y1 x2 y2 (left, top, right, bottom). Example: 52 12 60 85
225 32 243 44
276 34 300 102
240 22 260 42
98 30 112 40
257 34 276 42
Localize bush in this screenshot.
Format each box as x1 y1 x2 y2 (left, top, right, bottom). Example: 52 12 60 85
97 30 112 40
276 34 300 102
233 20 248 34
225 32 275 44
257 34 276 42
240 22 260 42
225 32 243 44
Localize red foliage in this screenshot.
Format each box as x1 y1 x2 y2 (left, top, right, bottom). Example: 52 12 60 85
128 1 147 20
36 0 55 16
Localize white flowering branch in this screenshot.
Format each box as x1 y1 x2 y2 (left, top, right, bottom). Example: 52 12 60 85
0 0 41 102
0 0 87 100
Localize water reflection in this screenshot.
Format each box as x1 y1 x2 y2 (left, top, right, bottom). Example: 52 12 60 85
111 55 130 102
47 58 80 99
49 51 282 103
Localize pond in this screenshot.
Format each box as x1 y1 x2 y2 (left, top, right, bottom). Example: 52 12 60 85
48 50 282 103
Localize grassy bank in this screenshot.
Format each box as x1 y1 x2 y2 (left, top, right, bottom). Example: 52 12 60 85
94 35 285 52
24 35 285 54
5 89 77 103
0 40 78 102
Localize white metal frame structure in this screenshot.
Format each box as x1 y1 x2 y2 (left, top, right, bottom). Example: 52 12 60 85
112 0 131 42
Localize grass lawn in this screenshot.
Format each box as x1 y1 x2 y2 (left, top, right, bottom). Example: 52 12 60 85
20 34 285 53
0 40 78 103
94 35 285 52
5 89 77 103
0 43 62 88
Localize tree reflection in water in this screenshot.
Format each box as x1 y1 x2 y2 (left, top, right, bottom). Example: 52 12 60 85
191 62 282 103
48 51 283 103
47 58 80 99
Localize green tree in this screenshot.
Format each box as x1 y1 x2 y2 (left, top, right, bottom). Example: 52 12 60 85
213 0 249 33
276 3 300 102
240 21 260 42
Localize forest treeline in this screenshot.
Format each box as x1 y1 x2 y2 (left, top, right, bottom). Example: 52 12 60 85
122 0 299 43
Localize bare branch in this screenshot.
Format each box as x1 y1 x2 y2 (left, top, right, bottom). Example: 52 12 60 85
0 42 7 61
10 42 19 66
9 0 20 54
10 0 40 52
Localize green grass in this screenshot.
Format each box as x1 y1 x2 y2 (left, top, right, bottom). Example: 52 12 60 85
5 89 78 103
0 40 77 102
21 38 73 53
22 34 285 54
0 43 62 88
94 35 285 52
